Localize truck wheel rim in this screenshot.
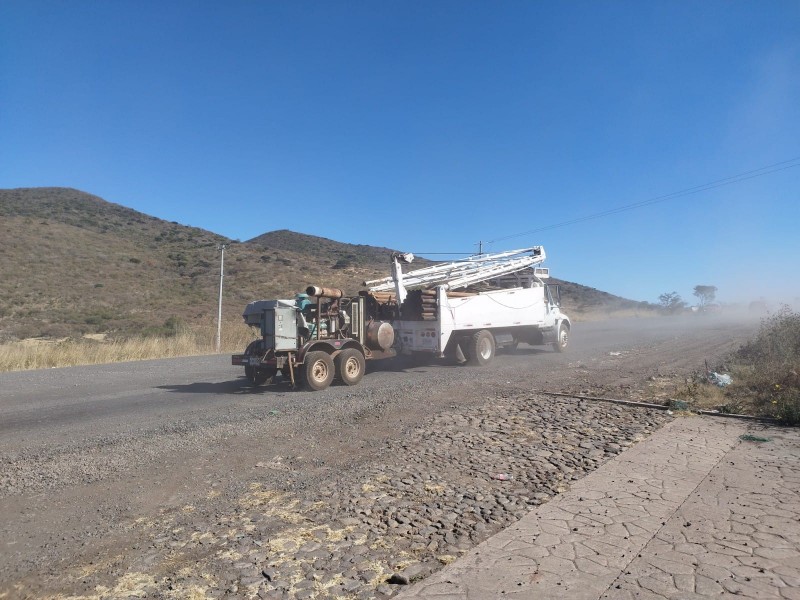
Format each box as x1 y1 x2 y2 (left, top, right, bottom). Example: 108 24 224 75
479 338 492 359
312 360 328 381
559 330 568 347
345 357 360 377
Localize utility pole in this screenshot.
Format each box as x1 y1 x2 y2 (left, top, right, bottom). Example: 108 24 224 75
216 243 228 353
478 240 483 256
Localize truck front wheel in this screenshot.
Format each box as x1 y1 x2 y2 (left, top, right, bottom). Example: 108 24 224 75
553 323 569 353
300 351 335 391
467 330 495 366
335 348 365 386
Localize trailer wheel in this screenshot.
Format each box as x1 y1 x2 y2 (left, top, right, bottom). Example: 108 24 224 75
553 323 569 353
243 340 273 385
300 351 335 391
335 348 365 386
467 329 495 366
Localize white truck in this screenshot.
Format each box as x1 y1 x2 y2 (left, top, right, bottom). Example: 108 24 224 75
364 246 570 365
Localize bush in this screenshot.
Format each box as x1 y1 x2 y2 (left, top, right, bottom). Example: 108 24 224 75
737 307 800 366
735 306 800 424
332 258 351 270
773 389 800 425
141 316 186 338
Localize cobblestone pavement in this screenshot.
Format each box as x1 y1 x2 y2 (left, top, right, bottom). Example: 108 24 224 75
398 416 800 599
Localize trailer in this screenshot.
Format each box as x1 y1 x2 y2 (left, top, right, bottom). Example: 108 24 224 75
231 285 395 391
363 247 570 364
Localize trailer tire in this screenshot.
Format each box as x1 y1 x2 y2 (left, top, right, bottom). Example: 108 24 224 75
466 329 495 366
243 340 273 385
334 348 365 386
300 351 335 391
553 322 569 353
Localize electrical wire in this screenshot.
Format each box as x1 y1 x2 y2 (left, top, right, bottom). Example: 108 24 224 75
487 156 800 244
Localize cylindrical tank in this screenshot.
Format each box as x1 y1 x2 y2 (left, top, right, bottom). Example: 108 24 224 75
306 285 343 299
365 321 394 351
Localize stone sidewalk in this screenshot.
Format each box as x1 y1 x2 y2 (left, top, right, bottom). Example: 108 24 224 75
398 416 800 599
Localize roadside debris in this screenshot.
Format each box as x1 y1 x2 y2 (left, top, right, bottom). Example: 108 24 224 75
708 372 732 387
668 399 689 410
739 434 771 443
705 359 732 387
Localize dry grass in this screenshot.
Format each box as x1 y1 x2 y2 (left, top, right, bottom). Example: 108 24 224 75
0 320 257 372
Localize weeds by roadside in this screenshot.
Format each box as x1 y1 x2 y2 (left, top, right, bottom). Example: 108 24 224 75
0 320 257 372
676 306 800 425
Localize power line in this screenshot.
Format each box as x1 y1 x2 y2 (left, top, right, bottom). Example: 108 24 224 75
488 156 800 244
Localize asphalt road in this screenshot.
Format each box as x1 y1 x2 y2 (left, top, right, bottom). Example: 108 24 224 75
0 315 746 453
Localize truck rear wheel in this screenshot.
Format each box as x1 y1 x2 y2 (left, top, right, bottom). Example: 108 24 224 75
553 323 569 353
334 348 365 386
300 351 334 391
466 329 495 366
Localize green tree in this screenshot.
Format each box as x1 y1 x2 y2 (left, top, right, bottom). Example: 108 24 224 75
658 291 686 313
693 285 718 307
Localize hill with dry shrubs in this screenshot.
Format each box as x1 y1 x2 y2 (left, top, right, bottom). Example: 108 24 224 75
0 187 650 342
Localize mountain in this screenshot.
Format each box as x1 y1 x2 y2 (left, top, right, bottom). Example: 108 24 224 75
550 278 650 314
248 230 406 270
0 188 649 341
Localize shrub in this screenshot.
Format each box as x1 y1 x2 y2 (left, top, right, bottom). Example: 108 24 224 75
141 316 186 338
332 258 351 270
735 306 800 424
737 307 800 367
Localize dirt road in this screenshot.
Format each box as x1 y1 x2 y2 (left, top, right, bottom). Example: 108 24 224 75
0 315 756 599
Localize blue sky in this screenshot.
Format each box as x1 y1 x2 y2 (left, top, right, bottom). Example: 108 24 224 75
1 1 798 304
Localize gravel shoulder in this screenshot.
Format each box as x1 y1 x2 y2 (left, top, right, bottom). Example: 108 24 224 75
0 315 756 599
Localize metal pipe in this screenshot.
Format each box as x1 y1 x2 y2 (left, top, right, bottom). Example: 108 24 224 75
306 285 343 299
538 390 779 422
288 352 296 387
316 297 321 340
